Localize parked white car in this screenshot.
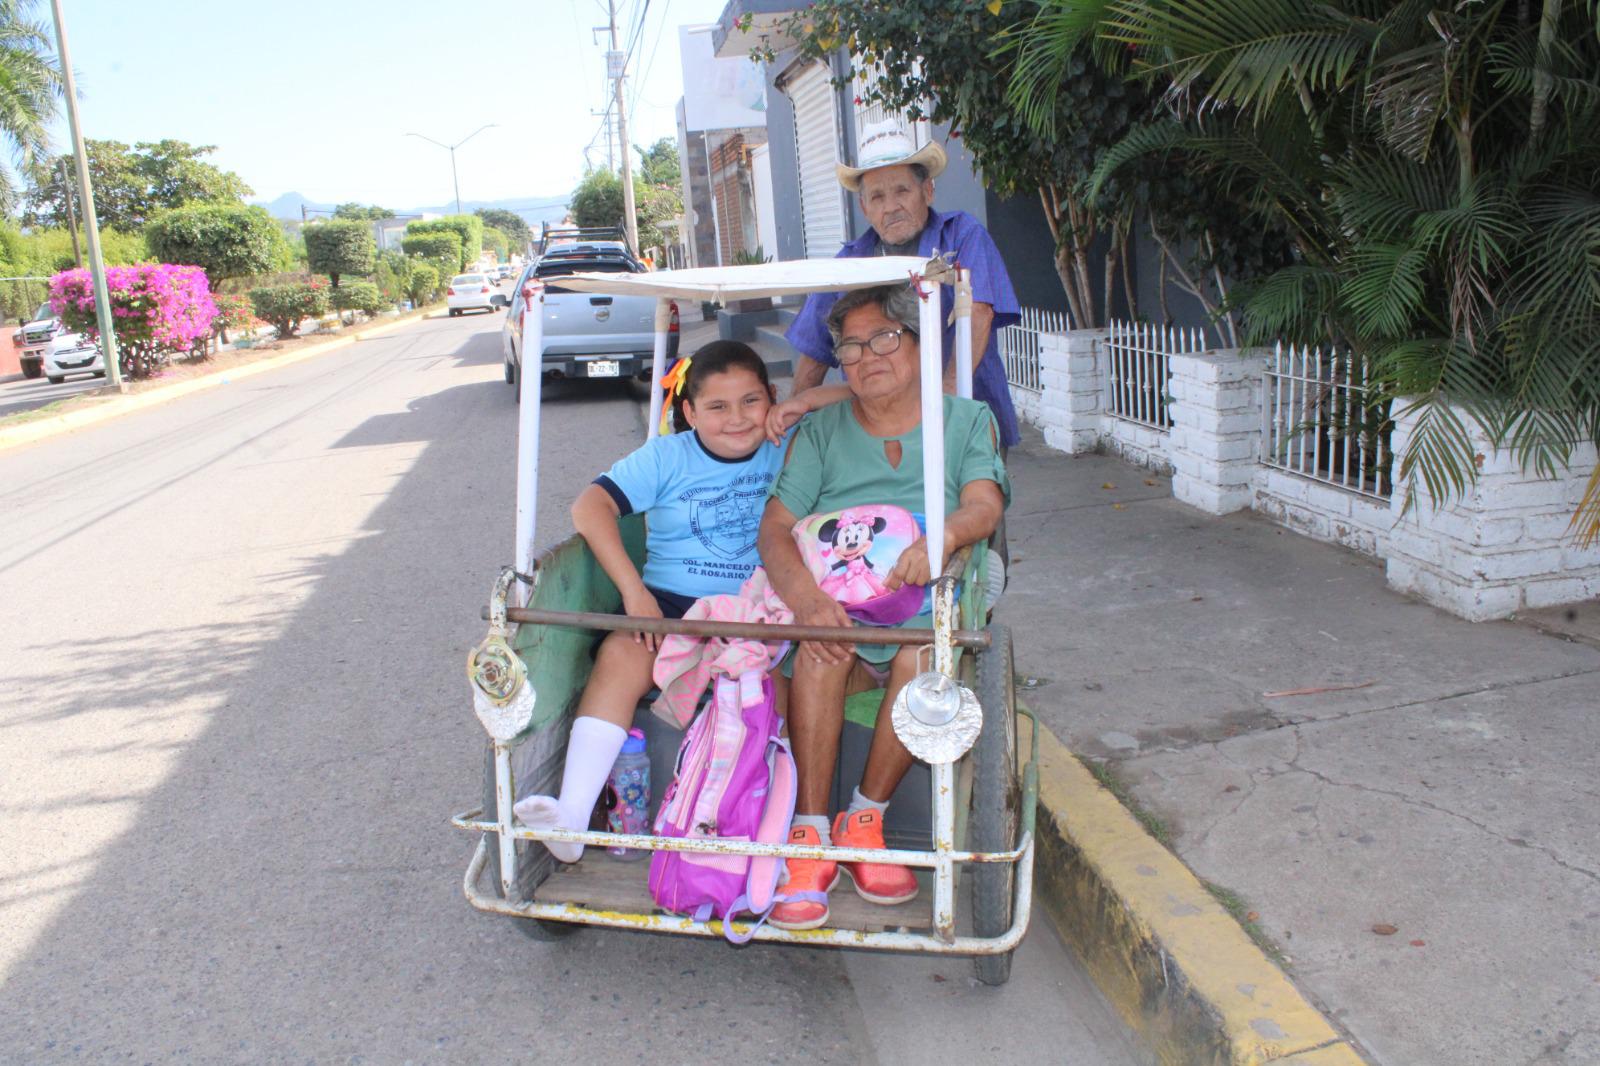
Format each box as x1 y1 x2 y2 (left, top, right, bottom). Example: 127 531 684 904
42 331 104 384
447 273 504 316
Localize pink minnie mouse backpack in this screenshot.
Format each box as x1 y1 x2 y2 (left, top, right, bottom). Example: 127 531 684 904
793 504 926 625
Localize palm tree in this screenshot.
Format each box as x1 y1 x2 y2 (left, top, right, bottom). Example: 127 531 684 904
1008 0 1600 539
0 0 61 213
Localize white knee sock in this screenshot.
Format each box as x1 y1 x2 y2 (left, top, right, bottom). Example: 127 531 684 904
848 786 889 815
513 716 627 863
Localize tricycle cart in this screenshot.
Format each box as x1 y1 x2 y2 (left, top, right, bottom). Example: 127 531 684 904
452 256 1038 984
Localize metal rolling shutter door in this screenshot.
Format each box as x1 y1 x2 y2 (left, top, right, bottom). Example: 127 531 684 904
787 63 846 259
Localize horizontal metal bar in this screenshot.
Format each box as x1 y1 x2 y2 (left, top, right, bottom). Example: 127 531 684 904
483 606 992 650
461 835 1035 955
450 808 1029 865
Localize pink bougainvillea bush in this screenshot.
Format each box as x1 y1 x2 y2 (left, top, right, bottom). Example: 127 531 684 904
51 264 219 379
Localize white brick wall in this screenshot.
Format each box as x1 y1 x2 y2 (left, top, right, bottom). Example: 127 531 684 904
1037 330 1107 455
1384 404 1600 620
1028 337 1600 621
1166 349 1270 513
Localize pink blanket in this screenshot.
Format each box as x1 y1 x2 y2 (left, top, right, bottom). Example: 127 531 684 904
649 504 925 727
651 568 792 727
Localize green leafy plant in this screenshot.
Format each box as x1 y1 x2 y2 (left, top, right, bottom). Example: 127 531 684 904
331 280 384 321
328 278 384 320
400 231 461 270
1010 0 1600 535
373 249 410 305
474 207 531 252
303 219 376 288
480 224 510 263
403 262 438 308
249 280 330 339
144 203 284 289
569 169 624 230
333 202 393 221
25 139 252 231
406 215 482 272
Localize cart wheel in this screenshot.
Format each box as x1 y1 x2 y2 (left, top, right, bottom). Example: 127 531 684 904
971 622 1019 985
482 742 578 941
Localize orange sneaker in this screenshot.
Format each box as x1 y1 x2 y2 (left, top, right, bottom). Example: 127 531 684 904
833 808 919 905
769 824 839 930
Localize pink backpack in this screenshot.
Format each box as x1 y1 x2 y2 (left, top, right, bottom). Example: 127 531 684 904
648 670 797 941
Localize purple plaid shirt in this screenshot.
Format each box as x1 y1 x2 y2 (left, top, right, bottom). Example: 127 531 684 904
784 207 1021 447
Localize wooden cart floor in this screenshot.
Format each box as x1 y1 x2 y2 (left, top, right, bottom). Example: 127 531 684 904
538 852 935 932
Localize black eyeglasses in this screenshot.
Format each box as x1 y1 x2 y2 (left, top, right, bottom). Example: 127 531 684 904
835 327 910 366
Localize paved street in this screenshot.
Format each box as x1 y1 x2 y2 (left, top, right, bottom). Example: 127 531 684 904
0 369 105 419
0 311 1149 1064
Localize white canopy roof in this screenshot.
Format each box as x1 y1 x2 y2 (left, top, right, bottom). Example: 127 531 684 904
549 255 952 303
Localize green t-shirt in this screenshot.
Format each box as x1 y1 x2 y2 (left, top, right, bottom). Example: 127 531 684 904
771 394 1011 522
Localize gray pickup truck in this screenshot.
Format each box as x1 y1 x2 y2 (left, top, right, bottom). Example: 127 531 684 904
500 241 678 400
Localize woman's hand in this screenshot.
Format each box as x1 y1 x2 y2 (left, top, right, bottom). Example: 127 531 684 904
765 396 811 445
794 590 854 667
884 535 951 591
620 585 666 651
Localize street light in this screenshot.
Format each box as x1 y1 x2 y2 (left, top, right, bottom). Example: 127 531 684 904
404 125 498 216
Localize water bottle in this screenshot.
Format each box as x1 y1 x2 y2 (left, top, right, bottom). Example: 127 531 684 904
604 729 651 860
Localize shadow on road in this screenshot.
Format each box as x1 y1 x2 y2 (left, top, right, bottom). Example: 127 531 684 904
0 320 865 1062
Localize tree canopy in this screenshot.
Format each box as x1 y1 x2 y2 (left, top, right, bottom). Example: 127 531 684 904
25 139 252 230
0 0 62 213
333 202 394 221
634 137 681 187
474 208 530 252
1008 0 1600 534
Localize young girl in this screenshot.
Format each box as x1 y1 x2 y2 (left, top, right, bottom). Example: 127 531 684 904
514 340 795 862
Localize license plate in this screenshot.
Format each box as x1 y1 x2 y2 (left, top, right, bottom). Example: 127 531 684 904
59 358 93 368
585 360 620 378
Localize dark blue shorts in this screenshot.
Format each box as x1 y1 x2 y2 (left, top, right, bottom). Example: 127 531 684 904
648 586 698 620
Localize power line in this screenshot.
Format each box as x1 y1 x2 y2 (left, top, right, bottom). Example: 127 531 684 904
628 0 672 117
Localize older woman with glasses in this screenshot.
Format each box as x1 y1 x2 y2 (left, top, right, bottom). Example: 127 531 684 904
755 282 1009 931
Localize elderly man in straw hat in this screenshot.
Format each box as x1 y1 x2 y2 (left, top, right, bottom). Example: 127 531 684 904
784 121 1022 454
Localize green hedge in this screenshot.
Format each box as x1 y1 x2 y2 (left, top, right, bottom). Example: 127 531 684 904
406 215 482 272
249 281 330 338
404 262 438 307
303 220 376 287
331 280 384 317
400 230 461 265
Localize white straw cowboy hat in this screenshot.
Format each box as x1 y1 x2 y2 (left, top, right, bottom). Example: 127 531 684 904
836 120 948 191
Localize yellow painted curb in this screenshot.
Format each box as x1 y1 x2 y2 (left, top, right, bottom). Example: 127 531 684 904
0 309 447 455
1274 1044 1367 1065
1032 722 1363 1065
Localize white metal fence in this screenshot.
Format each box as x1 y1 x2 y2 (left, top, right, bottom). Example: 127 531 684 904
1104 321 1202 429
998 307 1067 395
1263 342 1393 499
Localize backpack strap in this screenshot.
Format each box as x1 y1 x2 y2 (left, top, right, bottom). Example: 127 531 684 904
748 738 796 913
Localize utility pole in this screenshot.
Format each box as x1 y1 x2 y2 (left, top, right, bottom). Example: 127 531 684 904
604 0 639 254
49 0 120 388
59 159 81 268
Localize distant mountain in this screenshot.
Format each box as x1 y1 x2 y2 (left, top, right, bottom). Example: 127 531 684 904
253 191 570 225
255 191 335 220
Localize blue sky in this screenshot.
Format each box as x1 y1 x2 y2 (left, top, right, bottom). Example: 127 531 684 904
43 0 733 210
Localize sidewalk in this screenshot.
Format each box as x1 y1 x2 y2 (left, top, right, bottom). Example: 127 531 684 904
995 426 1600 1065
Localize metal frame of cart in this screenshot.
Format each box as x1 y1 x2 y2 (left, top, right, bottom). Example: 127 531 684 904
452 255 1039 981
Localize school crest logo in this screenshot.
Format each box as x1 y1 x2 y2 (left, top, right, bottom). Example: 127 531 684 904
686 485 766 561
